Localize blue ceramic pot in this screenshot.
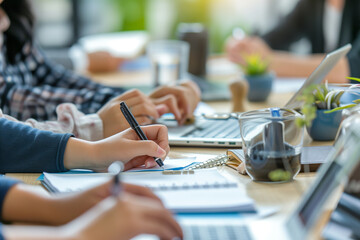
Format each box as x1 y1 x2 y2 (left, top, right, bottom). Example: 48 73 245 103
245 72 274 102
307 109 342 141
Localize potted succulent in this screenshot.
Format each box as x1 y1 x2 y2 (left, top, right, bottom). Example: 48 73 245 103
296 78 360 141
240 54 274 102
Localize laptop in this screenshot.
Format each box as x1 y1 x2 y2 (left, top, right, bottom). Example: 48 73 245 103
158 44 351 147
135 124 360 240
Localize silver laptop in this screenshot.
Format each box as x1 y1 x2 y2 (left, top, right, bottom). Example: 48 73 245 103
159 44 351 147
135 124 360 240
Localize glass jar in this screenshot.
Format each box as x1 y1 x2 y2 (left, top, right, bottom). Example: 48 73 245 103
238 108 304 182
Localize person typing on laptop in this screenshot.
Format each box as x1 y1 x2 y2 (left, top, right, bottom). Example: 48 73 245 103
226 0 360 83
0 0 201 138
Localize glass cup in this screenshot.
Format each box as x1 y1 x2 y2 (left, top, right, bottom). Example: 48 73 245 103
238 108 304 182
147 40 189 87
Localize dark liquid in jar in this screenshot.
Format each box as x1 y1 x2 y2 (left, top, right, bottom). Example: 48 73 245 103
245 142 301 182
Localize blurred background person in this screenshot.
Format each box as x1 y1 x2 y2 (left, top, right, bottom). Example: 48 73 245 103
226 0 360 83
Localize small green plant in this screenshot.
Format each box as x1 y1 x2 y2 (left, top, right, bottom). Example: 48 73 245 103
296 78 360 127
241 54 269 76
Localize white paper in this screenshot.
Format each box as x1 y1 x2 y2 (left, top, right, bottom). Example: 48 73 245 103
43 169 255 213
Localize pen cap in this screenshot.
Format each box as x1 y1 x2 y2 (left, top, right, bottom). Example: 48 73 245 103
108 161 125 174
263 108 285 153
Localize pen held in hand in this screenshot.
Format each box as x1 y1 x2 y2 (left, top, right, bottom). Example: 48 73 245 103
119 102 165 170
108 161 124 197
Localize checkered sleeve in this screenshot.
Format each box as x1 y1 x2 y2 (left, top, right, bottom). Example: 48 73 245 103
0 43 125 121
1 80 119 121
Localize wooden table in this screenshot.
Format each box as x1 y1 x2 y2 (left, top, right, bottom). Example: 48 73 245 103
6 67 337 239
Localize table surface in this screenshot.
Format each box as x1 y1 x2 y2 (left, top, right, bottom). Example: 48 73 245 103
5 65 337 239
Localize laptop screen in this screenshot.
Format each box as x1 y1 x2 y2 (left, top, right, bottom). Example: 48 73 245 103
295 129 360 230
298 160 340 224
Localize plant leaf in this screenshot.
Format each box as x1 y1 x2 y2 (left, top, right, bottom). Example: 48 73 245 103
346 77 360 83
324 104 357 113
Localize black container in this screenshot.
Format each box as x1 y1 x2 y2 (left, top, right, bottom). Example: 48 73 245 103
177 23 208 77
245 142 301 182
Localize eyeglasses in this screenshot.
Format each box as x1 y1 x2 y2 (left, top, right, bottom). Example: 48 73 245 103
201 113 239 120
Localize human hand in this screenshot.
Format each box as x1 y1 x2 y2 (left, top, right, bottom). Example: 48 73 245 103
79 181 163 207
150 80 201 125
67 193 182 240
226 36 272 65
97 89 161 138
89 124 169 172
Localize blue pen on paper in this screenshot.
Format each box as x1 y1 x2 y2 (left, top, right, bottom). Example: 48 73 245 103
108 161 124 196
120 101 165 170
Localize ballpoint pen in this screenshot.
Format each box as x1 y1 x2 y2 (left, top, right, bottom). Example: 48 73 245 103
108 161 124 196
119 101 165 170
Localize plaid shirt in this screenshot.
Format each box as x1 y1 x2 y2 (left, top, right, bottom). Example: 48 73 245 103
0 41 123 121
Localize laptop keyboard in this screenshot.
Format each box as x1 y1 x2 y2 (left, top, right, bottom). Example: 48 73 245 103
183 119 241 139
183 224 252 240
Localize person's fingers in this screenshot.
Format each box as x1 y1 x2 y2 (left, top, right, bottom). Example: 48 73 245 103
124 156 159 171
154 87 189 116
144 158 157 168
140 125 170 153
131 141 167 159
124 94 152 108
135 116 153 126
156 104 169 116
152 95 182 122
130 103 160 120
112 89 144 102
143 207 183 239
139 218 180 240
123 183 163 204
123 156 149 170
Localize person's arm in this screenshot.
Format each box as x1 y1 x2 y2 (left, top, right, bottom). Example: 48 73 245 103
24 103 104 141
226 35 350 83
0 118 71 173
0 117 169 173
269 51 350 83
1 179 161 226
262 0 310 50
0 177 181 240
3 194 182 240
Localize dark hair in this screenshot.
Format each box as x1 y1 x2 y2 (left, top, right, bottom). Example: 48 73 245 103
2 0 34 63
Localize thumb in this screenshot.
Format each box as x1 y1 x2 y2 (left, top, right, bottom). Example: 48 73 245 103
156 104 169 116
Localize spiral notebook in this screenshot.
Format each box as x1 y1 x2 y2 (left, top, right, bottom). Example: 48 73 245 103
42 169 255 213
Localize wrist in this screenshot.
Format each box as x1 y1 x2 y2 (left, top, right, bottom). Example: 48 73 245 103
63 138 98 170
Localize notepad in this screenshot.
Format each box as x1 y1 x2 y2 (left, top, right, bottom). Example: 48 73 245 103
42 169 255 213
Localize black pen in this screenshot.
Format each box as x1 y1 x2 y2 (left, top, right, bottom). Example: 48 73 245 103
120 102 165 170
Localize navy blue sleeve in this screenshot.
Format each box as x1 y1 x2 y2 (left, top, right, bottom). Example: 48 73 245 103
0 225 3 240
0 176 20 221
0 118 72 173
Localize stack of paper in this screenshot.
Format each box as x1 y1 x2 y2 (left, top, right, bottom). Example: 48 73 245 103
42 169 255 213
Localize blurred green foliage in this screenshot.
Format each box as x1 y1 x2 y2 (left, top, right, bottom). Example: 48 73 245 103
112 0 147 31
110 0 244 53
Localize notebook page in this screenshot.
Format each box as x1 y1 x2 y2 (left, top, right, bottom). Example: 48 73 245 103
156 188 255 213
121 169 237 189
43 169 255 213
43 169 235 192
